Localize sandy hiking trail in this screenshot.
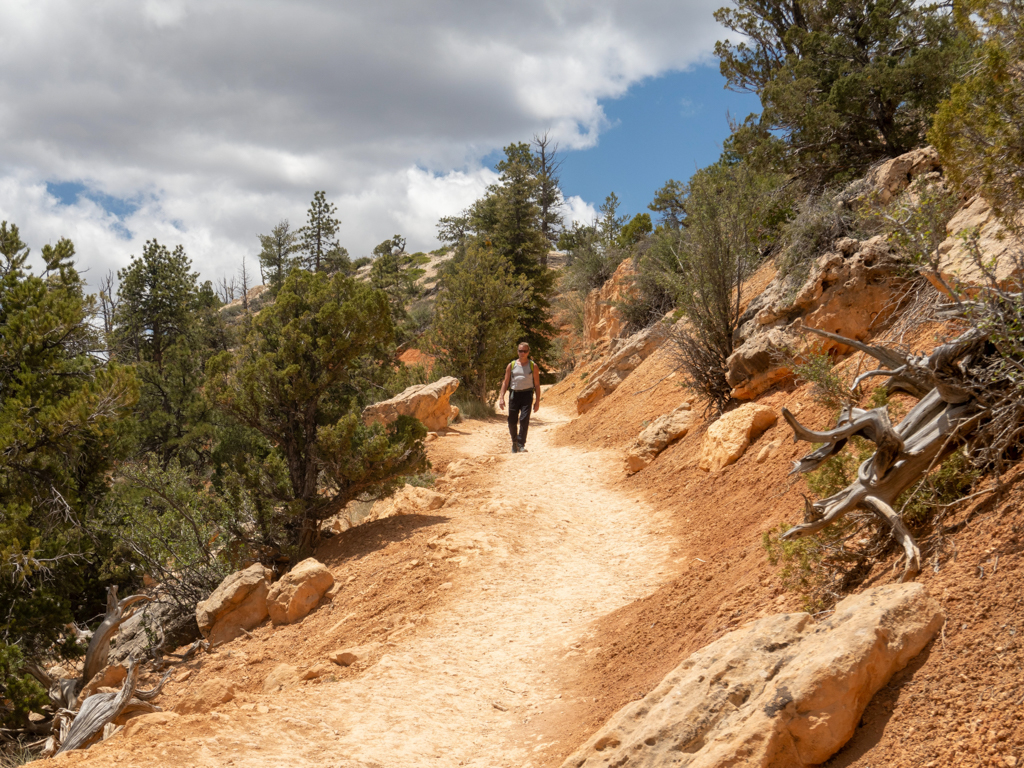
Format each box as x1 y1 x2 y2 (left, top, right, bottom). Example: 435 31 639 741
60 404 675 768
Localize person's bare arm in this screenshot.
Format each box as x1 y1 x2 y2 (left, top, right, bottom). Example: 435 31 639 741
532 361 541 411
498 364 512 410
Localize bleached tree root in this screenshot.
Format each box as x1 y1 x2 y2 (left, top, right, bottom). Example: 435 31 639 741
780 328 990 576
53 661 140 755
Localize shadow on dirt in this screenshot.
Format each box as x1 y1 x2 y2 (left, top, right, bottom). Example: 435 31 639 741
317 513 451 566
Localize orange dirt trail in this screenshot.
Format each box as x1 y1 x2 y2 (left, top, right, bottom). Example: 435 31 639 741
54 405 676 768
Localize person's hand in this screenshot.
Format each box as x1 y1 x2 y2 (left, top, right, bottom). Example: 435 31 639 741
498 398 505 411
533 401 540 412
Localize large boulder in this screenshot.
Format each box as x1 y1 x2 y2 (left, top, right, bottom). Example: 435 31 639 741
577 323 668 415
560 583 944 768
362 376 459 432
267 558 334 626
928 194 1024 295
195 564 272 646
583 258 636 344
699 403 777 472
625 403 695 474
725 327 802 402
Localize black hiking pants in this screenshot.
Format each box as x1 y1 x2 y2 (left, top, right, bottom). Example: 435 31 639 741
508 388 534 447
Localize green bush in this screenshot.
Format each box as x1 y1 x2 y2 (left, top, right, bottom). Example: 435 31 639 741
776 186 857 286
0 645 48 732
766 432 978 610
0 741 38 768
559 223 625 296
667 162 787 414
790 351 850 411
401 471 438 488
613 235 681 333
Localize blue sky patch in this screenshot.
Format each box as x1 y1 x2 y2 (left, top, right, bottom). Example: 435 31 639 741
558 64 763 223
46 180 141 240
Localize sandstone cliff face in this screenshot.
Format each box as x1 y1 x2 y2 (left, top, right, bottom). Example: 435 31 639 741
929 194 1024 294
576 323 668 414
727 236 907 401
862 145 940 205
583 258 636 347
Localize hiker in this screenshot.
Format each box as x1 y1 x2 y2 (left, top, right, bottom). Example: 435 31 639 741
498 342 541 453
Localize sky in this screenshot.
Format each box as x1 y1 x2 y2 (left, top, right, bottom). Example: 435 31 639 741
0 0 762 290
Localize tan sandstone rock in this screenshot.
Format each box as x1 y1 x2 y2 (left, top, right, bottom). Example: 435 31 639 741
367 484 448 522
863 145 940 205
362 376 460 431
929 194 1024 295
584 258 636 344
729 236 902 400
560 582 944 768
329 643 376 667
122 711 179 739
625 403 695 474
577 323 669 414
174 677 236 715
267 558 334 626
699 403 777 472
195 563 273 646
263 663 300 692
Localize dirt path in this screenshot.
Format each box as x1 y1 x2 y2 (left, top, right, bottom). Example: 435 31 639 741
64 406 674 768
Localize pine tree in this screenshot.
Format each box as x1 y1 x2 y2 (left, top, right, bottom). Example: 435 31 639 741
714 0 968 183
112 242 227 468
258 220 299 291
113 240 201 369
532 132 564 257
298 191 350 274
649 180 688 229
468 143 556 362
428 243 530 402
206 269 427 554
0 223 137 728
930 0 1024 217
370 235 418 338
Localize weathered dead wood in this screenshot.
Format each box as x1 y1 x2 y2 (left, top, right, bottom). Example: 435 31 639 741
82 586 152 687
782 329 990 579
55 660 140 754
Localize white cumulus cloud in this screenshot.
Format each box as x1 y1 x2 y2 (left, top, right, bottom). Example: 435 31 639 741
0 0 725 287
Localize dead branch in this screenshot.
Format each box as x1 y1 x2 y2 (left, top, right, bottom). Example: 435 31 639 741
55 660 140 754
82 586 152 687
781 329 991 579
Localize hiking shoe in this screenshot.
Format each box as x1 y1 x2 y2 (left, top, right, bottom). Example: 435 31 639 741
518 442 528 453
511 442 519 454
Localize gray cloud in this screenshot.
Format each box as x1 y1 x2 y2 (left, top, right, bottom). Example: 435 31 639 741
0 0 725 286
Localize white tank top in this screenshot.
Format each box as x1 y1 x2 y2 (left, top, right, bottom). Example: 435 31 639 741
510 360 534 391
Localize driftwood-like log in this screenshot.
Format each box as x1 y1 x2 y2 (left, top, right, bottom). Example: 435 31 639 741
55 660 140 754
82 586 152 687
782 329 989 579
